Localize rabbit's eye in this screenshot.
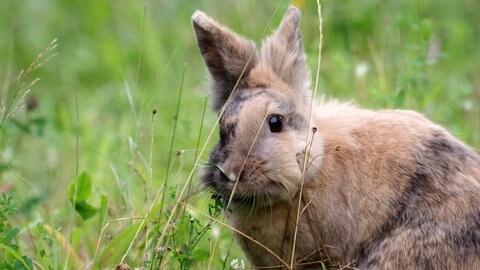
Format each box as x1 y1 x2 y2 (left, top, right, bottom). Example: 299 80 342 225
268 115 283 133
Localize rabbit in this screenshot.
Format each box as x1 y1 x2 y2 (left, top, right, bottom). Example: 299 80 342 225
192 5 480 270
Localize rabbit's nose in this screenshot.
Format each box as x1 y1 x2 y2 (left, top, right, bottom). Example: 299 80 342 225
227 172 237 182
221 159 242 182
216 165 238 182
225 170 245 183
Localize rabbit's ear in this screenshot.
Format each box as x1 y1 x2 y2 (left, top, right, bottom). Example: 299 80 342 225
261 6 310 93
192 11 258 111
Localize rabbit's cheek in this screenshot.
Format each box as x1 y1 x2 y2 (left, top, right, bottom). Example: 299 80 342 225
296 149 312 172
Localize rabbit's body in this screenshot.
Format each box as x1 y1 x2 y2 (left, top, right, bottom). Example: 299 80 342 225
230 102 480 269
192 6 480 269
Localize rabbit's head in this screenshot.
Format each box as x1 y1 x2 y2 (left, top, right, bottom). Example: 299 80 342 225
193 6 323 206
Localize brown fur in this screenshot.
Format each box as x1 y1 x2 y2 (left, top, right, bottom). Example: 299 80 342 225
192 5 480 270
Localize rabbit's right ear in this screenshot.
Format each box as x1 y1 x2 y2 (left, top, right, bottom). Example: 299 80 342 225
192 11 258 111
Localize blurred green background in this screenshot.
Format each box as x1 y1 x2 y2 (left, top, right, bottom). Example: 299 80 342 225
0 0 479 269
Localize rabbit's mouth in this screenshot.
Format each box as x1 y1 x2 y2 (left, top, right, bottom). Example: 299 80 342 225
223 187 290 208
203 165 299 208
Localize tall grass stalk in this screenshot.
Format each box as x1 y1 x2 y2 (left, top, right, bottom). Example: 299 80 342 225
143 108 157 263
65 67 80 270
0 38 57 130
146 65 187 268
154 64 186 249
175 96 208 255
290 1 324 268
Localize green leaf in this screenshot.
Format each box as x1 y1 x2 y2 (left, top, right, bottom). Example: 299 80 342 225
9 119 31 135
3 228 20 244
97 221 145 268
74 201 98 220
192 249 210 262
98 194 108 229
67 172 99 220
0 242 31 270
68 172 92 203
13 256 33 270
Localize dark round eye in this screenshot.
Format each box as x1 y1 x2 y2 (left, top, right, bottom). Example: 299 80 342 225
268 115 283 133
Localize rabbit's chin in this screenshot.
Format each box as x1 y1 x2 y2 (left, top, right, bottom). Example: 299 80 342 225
229 193 289 208
222 186 297 208
213 169 304 208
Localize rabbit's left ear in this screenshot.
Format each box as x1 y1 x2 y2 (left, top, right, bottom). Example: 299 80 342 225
261 6 310 92
192 11 258 112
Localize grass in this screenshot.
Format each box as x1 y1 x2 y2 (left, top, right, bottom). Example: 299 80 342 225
0 0 479 269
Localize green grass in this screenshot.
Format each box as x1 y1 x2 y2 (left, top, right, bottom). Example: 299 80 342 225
0 0 479 269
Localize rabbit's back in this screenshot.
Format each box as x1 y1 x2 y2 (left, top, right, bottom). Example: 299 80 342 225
315 103 480 269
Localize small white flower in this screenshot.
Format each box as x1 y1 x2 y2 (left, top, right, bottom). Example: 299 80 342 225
212 224 220 238
230 258 245 270
463 100 474 112
355 62 370 77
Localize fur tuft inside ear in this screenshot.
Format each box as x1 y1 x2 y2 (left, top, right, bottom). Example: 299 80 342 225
260 5 310 94
192 11 258 111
